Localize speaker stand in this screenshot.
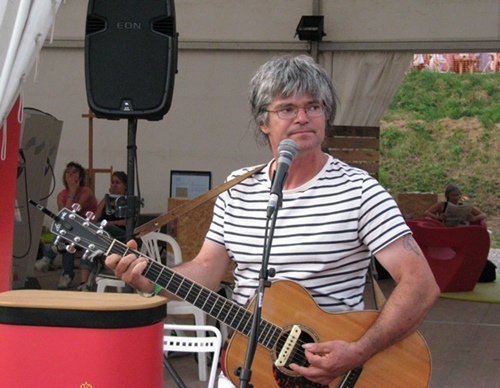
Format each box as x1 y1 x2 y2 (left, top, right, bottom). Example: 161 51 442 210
125 118 140 240
125 118 184 384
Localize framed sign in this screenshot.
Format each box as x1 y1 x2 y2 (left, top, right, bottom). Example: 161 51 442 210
170 170 212 198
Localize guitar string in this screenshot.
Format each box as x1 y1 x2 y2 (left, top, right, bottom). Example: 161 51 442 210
61 218 366 379
77 232 258 336
71 231 309 366
142 259 310 366
144 259 309 366
65 213 354 379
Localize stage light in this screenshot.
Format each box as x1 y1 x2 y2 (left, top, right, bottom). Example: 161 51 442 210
295 15 326 42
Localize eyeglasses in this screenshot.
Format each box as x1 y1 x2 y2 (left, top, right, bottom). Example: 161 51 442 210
266 104 325 120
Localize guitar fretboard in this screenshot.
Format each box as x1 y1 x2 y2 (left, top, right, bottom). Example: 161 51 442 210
107 238 286 352
146 260 286 349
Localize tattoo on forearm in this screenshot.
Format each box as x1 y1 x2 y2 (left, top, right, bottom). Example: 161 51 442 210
402 235 423 258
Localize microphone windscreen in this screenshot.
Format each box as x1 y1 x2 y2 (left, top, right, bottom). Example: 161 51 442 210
278 139 298 158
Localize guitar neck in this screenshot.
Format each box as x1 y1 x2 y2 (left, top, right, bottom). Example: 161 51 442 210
107 239 283 350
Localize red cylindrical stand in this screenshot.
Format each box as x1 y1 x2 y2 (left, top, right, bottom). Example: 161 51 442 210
0 290 167 388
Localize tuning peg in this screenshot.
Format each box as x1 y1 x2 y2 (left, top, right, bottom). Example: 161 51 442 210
86 211 95 221
66 243 77 254
50 236 61 253
81 247 98 262
51 236 68 254
97 219 108 235
71 203 82 213
81 250 91 261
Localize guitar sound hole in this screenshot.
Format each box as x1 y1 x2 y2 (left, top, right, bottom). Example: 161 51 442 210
273 326 317 375
272 327 327 388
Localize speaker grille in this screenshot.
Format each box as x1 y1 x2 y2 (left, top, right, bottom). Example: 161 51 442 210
85 0 177 121
85 16 106 35
152 17 175 36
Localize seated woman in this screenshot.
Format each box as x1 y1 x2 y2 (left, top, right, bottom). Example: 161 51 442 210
95 171 127 239
35 161 98 290
424 183 486 227
82 172 128 291
94 171 128 229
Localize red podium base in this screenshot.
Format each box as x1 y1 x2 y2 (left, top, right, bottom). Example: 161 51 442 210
0 290 166 388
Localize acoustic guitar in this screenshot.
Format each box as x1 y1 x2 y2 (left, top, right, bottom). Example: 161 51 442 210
40 204 432 387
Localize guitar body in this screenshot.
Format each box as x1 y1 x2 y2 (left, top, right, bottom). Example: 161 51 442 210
224 280 431 387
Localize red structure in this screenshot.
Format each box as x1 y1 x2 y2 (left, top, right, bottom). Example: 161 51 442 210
406 218 490 292
0 97 21 292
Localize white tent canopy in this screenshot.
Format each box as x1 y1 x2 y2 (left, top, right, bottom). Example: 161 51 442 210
0 0 62 131
331 51 413 127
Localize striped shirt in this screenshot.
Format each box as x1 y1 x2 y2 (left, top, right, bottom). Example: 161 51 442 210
206 154 410 312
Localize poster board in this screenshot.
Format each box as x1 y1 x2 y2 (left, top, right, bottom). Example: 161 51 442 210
170 170 211 198
167 197 234 283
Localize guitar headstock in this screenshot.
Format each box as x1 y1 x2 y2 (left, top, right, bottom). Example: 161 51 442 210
50 207 111 257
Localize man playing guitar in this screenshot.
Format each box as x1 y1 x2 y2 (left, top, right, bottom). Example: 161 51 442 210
106 55 439 387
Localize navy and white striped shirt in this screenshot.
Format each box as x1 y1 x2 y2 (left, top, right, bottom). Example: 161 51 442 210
206 154 409 312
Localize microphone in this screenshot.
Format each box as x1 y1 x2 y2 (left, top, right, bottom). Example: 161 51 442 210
266 139 298 217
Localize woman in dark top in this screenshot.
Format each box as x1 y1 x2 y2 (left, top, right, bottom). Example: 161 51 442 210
424 183 486 226
94 171 128 229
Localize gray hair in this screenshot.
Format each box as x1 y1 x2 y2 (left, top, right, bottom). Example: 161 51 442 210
445 183 461 200
249 55 337 146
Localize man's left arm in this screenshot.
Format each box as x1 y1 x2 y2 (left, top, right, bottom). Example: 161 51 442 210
290 234 440 385
353 234 439 357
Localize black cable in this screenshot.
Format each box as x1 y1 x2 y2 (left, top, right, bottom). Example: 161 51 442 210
163 354 187 388
39 158 56 201
13 160 32 259
133 144 142 227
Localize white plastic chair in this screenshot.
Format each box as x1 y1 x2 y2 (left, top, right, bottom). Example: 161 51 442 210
141 234 204 329
95 273 126 293
94 254 126 293
140 231 182 267
163 324 221 388
140 232 209 381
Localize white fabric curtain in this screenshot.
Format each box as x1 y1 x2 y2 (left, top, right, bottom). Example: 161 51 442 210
327 51 414 127
0 0 62 125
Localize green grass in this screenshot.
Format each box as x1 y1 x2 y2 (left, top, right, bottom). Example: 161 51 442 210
385 71 500 128
380 70 500 247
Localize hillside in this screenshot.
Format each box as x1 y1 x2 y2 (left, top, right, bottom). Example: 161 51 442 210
380 70 500 247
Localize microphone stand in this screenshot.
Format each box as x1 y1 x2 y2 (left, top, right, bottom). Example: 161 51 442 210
236 192 281 388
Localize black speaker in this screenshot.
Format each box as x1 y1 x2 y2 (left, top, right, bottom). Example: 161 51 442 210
85 0 177 121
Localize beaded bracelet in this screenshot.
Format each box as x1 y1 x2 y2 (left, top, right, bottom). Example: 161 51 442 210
137 283 162 298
